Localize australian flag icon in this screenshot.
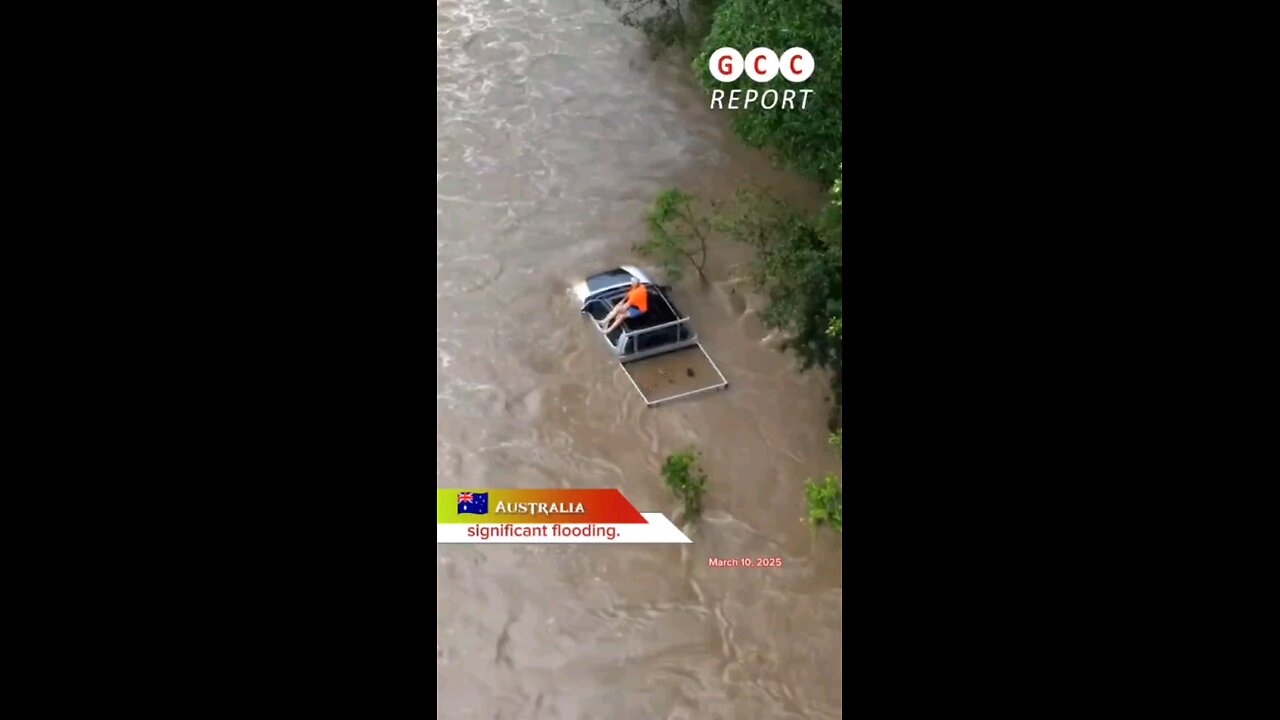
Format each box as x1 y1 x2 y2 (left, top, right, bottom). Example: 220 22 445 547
457 492 489 515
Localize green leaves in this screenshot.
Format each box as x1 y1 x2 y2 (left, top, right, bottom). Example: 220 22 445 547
663 449 708 521
804 475 842 532
804 430 842 533
693 0 842 182
719 189 841 374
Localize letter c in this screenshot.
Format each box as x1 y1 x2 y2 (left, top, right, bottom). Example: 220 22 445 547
744 47 779 82
779 47 814 83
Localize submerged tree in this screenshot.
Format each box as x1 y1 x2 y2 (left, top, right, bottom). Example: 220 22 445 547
635 188 712 284
662 449 707 522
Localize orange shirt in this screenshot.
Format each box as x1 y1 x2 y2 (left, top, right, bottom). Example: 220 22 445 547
626 285 649 313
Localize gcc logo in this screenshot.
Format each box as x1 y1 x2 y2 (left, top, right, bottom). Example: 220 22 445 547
709 47 814 83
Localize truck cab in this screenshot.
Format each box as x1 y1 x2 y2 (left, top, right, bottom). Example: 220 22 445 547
574 265 728 406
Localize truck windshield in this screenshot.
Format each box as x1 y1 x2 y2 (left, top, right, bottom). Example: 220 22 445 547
586 269 635 294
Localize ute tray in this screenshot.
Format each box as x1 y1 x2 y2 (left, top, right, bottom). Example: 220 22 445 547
622 344 728 406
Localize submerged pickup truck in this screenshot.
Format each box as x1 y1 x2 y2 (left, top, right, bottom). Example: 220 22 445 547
573 266 728 407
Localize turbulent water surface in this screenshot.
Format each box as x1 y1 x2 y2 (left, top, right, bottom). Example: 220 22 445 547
437 1 842 717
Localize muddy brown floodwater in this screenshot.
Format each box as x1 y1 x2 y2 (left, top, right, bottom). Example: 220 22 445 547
437 1 843 717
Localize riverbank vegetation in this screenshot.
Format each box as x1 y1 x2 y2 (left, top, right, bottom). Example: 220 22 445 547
646 180 843 532
692 0 843 182
634 0 843 532
805 431 843 532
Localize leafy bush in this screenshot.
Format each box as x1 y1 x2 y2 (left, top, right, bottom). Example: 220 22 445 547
804 430 842 532
804 475 842 532
693 0 843 182
662 449 707 520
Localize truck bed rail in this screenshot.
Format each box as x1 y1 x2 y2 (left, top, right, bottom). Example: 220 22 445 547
622 343 729 407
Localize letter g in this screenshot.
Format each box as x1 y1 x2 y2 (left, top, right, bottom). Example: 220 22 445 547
709 47 744 82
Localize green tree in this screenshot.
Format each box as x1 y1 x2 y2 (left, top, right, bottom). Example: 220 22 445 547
662 449 707 521
715 164 841 425
718 188 841 373
693 0 843 182
635 188 712 284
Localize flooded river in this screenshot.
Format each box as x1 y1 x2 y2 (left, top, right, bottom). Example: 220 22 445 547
437 1 843 717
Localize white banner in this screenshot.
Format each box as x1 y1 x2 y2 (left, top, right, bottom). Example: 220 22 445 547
437 512 691 544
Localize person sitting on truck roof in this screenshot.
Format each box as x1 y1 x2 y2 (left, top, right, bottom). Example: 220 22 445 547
599 278 649 334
